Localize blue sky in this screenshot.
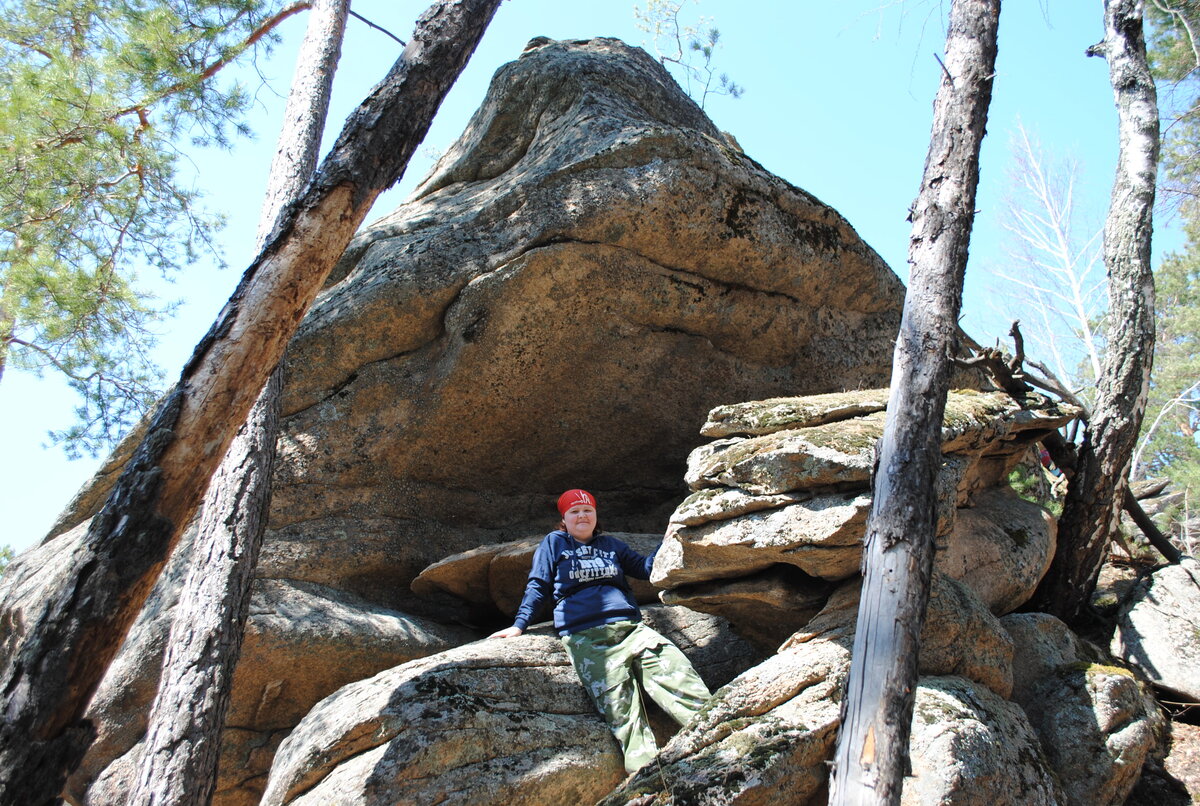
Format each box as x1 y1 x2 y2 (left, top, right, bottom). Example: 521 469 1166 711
2 0 1172 553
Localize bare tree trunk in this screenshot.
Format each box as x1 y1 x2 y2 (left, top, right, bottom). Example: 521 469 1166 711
126 1 348 803
828 1 1001 803
1029 0 1159 624
126 371 283 806
0 2 502 803
254 0 349 252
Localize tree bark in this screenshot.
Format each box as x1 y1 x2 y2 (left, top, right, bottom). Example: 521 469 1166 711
0 2 502 803
125 1 348 803
125 371 282 806
254 0 349 252
1029 0 1159 624
828 1 1001 804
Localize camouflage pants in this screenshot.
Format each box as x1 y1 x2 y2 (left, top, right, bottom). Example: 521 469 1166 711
562 620 711 773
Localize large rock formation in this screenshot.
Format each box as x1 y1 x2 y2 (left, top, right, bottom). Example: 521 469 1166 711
259 608 761 806
590 394 1160 806
263 384 1164 806
40 36 907 805
260 35 906 621
651 388 1072 645
40 520 475 805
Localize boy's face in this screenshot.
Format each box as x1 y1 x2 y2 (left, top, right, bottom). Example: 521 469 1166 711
562 504 597 542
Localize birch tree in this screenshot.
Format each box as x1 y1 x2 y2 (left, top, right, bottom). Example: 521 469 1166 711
992 123 1107 408
1030 0 1160 624
1137 0 1200 499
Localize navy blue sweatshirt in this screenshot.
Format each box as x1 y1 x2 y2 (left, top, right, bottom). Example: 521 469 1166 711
513 531 657 636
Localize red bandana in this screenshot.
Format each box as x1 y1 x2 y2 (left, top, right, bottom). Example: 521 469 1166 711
556 489 597 516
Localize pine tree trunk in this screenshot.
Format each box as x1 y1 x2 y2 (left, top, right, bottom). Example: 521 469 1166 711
125 1 348 803
0 2 502 803
1029 0 1159 624
828 1 1001 803
125 370 282 806
254 0 349 252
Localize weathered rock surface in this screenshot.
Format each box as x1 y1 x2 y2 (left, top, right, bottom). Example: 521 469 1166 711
655 491 873 586
653 389 1068 634
1092 559 1143 613
601 628 849 805
903 676 1063 806
0 520 96 665
259 607 762 806
1003 613 1164 806
660 565 833 651
24 29 1183 806
682 415 883 495
1112 557 1200 701
700 388 889 438
682 390 1075 499
667 487 813 527
65 569 475 806
1025 663 1161 806
609 582 1161 806
785 573 1015 699
41 34 909 804
263 35 907 619
602 572 1017 804
1001 612 1093 706
222 579 479 801
1125 721 1200 805
936 486 1056 615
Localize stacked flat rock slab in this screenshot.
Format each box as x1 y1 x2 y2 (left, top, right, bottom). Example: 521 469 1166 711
653 387 1075 640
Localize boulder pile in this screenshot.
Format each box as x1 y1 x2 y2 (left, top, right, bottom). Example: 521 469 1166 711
654 388 1073 647
262 386 1168 806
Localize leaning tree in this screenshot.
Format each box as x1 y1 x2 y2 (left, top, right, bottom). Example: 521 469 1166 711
0 2 504 803
828 0 1002 803
127 0 350 802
